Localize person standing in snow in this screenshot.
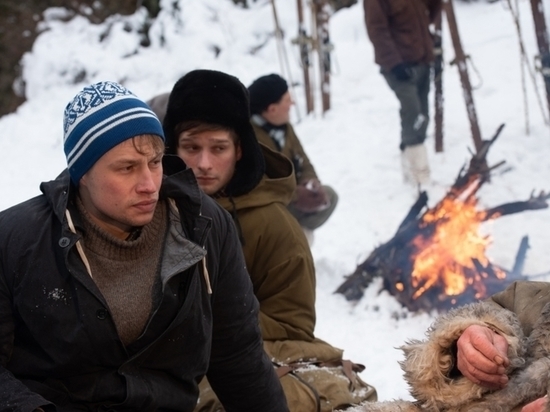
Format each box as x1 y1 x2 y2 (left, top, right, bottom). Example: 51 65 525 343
0 81 288 412
162 69 377 412
247 73 338 243
363 0 441 186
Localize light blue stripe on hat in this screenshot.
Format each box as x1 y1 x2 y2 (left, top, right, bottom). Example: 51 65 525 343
67 107 157 167
63 81 165 184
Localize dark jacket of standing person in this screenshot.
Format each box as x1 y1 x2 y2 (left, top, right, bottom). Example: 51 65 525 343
363 0 440 71
0 81 287 412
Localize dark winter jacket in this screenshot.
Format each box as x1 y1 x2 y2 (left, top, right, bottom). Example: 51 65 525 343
363 0 441 71
217 145 316 342
0 156 288 412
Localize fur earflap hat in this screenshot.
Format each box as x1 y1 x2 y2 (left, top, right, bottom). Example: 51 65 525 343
63 81 164 185
248 74 288 115
163 69 265 197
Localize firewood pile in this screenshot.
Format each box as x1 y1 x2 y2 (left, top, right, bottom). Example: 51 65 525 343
335 125 549 312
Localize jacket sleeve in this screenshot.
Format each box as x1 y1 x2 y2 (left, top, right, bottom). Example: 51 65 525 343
0 237 55 412
363 0 403 70
205 207 288 412
488 280 550 337
286 125 318 184
428 0 442 24
240 203 316 343
396 301 524 411
256 253 316 342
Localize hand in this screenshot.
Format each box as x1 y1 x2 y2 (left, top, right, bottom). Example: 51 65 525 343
456 325 510 389
521 396 548 412
390 62 415 81
292 179 330 213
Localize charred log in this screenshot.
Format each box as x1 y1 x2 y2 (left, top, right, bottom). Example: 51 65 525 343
512 236 530 277
484 191 550 220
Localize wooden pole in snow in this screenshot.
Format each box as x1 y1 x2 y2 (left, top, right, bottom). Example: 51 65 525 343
443 0 483 152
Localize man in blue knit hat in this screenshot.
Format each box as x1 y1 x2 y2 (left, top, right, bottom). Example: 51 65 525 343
0 81 288 412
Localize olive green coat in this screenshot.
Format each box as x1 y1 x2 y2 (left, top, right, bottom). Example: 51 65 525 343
252 122 318 184
199 145 377 412
216 145 316 342
489 280 550 337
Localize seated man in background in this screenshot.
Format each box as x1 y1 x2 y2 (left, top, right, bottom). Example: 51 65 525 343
248 73 338 242
163 69 377 412
0 81 287 412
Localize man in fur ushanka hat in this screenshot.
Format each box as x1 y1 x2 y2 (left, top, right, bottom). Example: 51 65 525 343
163 69 377 412
163 69 265 198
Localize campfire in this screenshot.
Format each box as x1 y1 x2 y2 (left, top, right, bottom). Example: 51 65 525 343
336 125 549 312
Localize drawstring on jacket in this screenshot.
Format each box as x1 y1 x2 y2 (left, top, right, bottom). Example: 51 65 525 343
202 257 212 294
65 209 93 279
67 201 213 294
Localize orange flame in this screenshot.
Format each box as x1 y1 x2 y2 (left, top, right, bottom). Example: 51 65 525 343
410 195 506 301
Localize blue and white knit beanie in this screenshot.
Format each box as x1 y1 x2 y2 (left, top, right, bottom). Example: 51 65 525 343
63 81 165 184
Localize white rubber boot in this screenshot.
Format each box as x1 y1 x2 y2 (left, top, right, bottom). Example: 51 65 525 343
302 227 315 247
402 143 430 185
400 150 414 185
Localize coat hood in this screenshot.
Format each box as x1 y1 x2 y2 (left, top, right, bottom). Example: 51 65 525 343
163 69 265 197
217 144 295 212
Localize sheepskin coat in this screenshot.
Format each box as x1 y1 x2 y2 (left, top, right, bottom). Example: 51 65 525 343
350 281 550 412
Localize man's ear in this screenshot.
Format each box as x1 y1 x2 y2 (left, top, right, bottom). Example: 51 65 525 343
236 142 243 162
261 103 275 117
79 174 88 189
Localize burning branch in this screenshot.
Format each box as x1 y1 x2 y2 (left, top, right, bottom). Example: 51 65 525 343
335 125 548 312
484 191 550 220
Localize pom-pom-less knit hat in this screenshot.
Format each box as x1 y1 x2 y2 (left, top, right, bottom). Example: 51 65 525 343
63 81 165 184
248 74 289 115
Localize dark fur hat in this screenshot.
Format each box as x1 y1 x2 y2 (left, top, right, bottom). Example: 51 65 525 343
163 69 265 197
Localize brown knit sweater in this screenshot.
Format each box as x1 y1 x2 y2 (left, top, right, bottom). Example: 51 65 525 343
77 198 167 346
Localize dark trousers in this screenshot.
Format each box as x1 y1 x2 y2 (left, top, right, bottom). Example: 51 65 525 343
382 63 431 149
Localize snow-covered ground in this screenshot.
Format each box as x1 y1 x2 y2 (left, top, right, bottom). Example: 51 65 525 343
1 0 549 402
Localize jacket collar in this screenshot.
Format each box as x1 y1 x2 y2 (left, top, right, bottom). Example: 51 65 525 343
40 169 73 225
39 156 208 243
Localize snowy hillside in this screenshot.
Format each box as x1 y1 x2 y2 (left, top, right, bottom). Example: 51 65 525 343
1 0 549 402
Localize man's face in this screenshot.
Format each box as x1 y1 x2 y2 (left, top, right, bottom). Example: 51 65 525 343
263 91 293 126
177 129 242 196
79 135 164 239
